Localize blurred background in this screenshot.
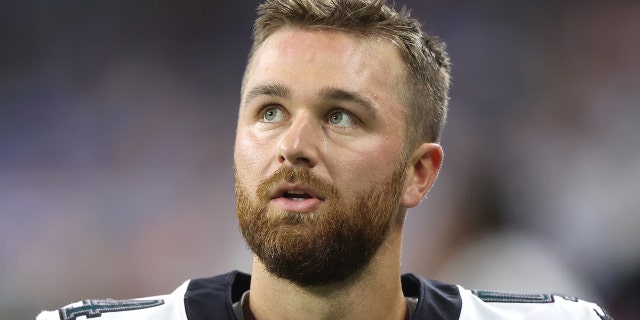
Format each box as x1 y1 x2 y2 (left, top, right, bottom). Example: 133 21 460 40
1 0 638 318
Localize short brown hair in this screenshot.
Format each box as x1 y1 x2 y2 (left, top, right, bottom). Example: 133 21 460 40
245 0 451 147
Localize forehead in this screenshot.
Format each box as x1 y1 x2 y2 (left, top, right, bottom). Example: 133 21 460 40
242 28 407 108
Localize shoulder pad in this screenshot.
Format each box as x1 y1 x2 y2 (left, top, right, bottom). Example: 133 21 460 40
35 280 191 320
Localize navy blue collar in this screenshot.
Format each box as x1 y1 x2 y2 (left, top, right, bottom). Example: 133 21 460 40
184 271 462 320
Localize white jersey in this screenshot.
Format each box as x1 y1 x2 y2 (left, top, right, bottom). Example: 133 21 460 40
36 271 613 320
457 288 611 319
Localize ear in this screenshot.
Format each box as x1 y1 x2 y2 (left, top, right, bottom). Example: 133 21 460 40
400 143 443 208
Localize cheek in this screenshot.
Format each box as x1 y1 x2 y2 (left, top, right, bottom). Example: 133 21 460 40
234 131 271 183
333 142 403 192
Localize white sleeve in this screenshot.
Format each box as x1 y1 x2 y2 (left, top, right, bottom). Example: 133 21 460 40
34 309 60 320
458 286 612 320
34 280 191 320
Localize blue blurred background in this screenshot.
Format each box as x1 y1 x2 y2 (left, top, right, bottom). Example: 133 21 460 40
1 1 638 319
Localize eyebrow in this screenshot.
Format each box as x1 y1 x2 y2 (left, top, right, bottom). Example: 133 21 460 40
243 83 377 116
243 83 290 105
319 87 377 116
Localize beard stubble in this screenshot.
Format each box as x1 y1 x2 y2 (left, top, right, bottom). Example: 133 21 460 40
236 165 407 287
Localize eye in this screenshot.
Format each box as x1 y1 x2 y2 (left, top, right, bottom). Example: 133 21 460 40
260 106 286 123
327 110 358 128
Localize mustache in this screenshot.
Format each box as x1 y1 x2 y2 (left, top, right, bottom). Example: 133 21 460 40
256 166 339 201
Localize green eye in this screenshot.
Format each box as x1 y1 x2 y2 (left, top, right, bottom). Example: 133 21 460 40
328 110 357 127
329 112 344 124
262 106 284 122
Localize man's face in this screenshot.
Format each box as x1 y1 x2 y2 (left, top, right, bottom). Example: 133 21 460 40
234 28 410 285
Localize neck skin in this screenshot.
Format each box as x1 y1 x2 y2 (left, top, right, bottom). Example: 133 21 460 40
245 218 408 320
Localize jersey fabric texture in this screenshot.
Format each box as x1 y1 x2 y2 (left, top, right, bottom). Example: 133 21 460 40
35 270 612 320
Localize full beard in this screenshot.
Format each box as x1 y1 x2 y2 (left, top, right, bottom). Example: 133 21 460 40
235 165 407 287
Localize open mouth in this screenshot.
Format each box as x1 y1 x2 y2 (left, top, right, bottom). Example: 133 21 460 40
282 190 313 201
270 184 325 212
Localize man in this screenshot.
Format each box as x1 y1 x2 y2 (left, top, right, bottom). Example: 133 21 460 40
36 0 612 319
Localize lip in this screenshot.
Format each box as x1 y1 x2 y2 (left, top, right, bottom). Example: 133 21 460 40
271 183 324 200
270 183 325 213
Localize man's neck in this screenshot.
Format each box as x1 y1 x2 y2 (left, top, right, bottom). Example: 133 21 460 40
246 229 407 320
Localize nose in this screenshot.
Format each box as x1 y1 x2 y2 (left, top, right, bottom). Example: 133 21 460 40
277 115 320 167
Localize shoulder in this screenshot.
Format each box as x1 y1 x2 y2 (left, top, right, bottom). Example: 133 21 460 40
403 274 613 320
456 286 613 320
34 280 190 320
34 271 251 320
